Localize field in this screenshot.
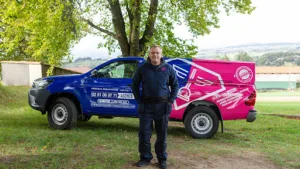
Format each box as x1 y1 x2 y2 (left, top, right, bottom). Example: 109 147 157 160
257 91 300 102
0 85 299 169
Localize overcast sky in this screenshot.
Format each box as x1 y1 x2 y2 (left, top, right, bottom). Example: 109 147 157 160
71 0 300 59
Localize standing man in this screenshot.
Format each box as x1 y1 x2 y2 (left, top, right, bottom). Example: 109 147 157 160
131 44 179 169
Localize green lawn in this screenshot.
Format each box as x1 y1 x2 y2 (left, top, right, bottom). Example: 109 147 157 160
255 102 300 115
0 86 300 168
257 91 300 97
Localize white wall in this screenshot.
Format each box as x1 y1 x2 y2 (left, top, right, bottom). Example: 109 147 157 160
1 63 30 86
256 74 299 82
29 64 42 85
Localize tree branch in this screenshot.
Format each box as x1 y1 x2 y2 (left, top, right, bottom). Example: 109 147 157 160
75 0 83 12
170 0 176 6
107 0 130 56
126 2 133 44
82 18 117 39
139 0 158 55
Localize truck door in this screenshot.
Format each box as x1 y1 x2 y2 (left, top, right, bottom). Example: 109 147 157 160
84 59 141 116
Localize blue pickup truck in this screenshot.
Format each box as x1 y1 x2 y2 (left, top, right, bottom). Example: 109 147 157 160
28 57 257 138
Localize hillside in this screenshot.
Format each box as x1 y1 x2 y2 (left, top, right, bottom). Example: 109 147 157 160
197 42 300 59
63 59 106 69
63 42 300 68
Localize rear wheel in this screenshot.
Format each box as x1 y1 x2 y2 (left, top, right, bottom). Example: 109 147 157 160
47 97 77 130
184 106 219 139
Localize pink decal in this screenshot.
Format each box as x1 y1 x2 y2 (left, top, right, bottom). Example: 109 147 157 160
167 58 256 121
235 66 253 83
172 64 189 79
212 87 250 109
170 59 226 112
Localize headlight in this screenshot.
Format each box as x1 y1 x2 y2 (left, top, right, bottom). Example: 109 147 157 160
33 79 52 89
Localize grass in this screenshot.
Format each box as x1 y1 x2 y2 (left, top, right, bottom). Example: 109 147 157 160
257 90 300 97
0 86 300 168
255 102 300 115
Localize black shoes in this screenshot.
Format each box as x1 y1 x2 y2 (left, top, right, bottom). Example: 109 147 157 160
158 159 167 169
136 159 167 168
136 159 151 167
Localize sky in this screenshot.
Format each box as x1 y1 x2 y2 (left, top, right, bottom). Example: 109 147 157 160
71 0 300 59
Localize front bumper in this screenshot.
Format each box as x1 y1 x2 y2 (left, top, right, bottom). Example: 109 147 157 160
246 109 257 122
28 88 51 113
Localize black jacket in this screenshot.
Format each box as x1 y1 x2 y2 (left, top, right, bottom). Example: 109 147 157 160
131 57 179 104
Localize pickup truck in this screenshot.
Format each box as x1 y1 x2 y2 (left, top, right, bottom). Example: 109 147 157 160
28 57 257 138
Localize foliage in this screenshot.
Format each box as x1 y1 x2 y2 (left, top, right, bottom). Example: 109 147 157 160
215 54 231 61
79 0 255 58
1 0 255 69
255 52 300 66
235 52 253 61
0 0 85 74
74 57 92 63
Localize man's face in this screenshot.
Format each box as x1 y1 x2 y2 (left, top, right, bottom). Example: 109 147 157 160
149 47 162 64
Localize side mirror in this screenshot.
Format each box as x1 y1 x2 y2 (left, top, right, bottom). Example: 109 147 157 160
91 70 98 77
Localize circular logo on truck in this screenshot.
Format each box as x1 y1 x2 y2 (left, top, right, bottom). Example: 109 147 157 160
235 66 253 83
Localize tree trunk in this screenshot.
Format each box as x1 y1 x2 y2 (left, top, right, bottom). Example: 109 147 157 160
108 0 130 56
109 0 158 57
129 0 142 56
139 0 158 56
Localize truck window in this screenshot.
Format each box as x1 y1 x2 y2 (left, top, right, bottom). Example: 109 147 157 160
96 60 138 78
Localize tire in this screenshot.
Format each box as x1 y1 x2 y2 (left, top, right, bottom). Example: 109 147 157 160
184 106 219 139
47 97 78 130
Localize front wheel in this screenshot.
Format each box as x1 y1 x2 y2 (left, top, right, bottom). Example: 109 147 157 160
184 106 219 139
47 97 78 130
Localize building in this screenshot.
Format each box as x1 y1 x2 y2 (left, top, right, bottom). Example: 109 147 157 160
0 61 81 86
255 66 300 90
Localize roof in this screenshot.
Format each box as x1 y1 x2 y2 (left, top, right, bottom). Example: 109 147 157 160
256 66 300 74
0 61 88 74
66 67 91 74
0 61 41 65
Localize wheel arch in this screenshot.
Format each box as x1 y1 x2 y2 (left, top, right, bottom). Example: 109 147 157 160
45 92 82 117
182 100 223 122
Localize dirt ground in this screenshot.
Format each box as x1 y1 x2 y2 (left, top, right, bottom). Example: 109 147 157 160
127 150 283 169
124 95 297 169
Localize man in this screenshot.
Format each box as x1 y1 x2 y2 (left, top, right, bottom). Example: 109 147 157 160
131 45 179 169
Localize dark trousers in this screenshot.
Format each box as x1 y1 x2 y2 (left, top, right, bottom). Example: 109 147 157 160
138 103 171 161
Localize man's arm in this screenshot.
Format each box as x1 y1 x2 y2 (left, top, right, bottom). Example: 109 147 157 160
131 66 142 104
168 66 179 103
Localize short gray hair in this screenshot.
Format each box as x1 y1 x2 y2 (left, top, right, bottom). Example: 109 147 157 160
150 44 162 51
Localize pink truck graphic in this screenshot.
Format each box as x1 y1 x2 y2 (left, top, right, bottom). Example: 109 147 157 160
167 58 256 138
28 57 256 139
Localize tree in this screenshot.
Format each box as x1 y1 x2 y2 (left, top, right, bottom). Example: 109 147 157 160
74 57 92 62
80 0 254 57
0 0 255 70
0 0 83 74
215 54 230 61
0 3 30 62
235 52 253 62
256 52 300 66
